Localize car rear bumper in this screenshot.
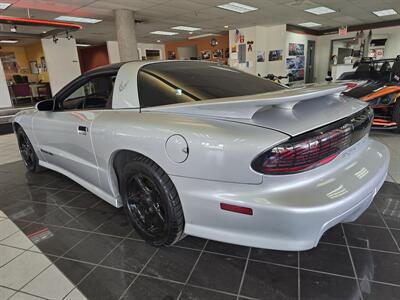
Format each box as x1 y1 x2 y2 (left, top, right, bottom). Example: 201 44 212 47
172 136 389 251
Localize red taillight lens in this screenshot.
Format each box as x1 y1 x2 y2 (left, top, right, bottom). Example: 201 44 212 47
252 107 373 175
344 82 359 91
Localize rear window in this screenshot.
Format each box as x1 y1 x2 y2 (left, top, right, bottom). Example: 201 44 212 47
137 61 284 108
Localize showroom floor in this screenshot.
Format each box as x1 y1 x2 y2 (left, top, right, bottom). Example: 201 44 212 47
0 132 399 300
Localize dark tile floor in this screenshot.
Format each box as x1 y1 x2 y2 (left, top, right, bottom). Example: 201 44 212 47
0 160 400 300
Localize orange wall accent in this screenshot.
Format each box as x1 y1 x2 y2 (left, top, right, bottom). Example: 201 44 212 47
164 34 229 63
78 44 109 73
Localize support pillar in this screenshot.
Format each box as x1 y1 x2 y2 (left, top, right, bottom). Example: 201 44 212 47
114 9 138 61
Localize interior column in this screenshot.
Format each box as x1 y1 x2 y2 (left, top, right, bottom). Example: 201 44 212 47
114 9 139 61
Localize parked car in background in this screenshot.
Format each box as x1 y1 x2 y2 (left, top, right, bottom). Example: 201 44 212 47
13 61 389 251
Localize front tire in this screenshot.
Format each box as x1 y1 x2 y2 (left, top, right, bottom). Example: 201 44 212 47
393 100 400 133
16 127 43 173
119 155 185 246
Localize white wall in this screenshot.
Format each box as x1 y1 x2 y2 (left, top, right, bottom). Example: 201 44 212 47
229 25 316 83
41 38 81 95
106 41 121 64
106 41 166 63
315 25 400 82
0 63 11 108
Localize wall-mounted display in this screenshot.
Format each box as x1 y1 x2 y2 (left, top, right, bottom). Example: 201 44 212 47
256 50 265 62
238 44 246 63
0 52 18 73
268 50 283 61
286 56 304 70
201 50 211 60
289 68 304 82
247 41 254 52
288 43 304 56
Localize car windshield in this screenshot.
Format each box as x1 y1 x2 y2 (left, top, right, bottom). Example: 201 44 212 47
137 61 285 108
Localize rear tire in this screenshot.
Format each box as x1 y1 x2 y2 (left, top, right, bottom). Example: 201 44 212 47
393 100 400 133
119 155 185 246
16 127 43 173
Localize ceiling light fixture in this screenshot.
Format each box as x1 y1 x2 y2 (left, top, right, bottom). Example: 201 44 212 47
298 22 322 27
156 40 161 43
0 3 11 10
224 25 229 28
55 16 102 24
171 26 201 31
217 2 258 14
188 33 220 40
76 43 90 47
0 40 18 43
150 31 178 36
372 9 397 17
305 6 336 15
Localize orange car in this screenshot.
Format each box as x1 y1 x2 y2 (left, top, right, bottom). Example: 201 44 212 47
341 57 400 132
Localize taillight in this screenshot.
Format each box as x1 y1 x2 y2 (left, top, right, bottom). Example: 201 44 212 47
252 107 373 175
344 82 359 91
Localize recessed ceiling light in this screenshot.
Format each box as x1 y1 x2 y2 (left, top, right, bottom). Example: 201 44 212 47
76 43 91 47
298 22 322 28
171 26 201 31
55 16 102 24
305 6 335 15
0 40 18 44
0 3 11 9
372 9 397 17
150 31 178 36
156 40 161 43
224 25 229 28
217 2 258 14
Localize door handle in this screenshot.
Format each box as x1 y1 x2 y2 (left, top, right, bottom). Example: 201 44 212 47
77 125 88 135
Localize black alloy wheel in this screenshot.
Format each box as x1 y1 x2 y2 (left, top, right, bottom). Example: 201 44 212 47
16 127 42 172
126 173 167 238
119 155 185 246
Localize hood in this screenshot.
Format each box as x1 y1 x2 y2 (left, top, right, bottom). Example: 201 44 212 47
144 84 367 136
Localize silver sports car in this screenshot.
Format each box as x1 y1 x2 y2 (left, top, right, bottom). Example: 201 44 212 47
13 61 389 251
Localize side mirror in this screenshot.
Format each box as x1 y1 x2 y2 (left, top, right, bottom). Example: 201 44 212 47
36 99 54 111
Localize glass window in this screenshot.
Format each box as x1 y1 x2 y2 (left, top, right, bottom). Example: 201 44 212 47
62 75 115 110
137 61 284 108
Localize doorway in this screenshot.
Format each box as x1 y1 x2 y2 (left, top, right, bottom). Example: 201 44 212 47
177 45 197 60
305 40 316 83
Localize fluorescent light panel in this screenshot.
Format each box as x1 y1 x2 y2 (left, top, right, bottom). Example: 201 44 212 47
55 16 102 24
171 26 201 31
217 2 258 13
76 43 91 47
298 22 322 27
373 9 397 17
0 3 11 9
150 31 178 36
0 40 18 43
305 6 335 15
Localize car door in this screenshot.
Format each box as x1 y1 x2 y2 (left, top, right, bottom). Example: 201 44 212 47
33 74 115 188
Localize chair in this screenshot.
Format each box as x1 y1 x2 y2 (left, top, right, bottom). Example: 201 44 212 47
37 84 52 99
11 83 33 105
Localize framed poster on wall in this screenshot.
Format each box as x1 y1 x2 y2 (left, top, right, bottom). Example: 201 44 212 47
288 43 304 56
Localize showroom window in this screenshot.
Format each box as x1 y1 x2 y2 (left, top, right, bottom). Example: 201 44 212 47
137 61 285 108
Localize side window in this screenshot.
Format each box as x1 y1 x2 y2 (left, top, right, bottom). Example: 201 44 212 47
137 70 195 108
62 75 116 110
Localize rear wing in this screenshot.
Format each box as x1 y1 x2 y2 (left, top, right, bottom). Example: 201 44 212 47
144 84 347 120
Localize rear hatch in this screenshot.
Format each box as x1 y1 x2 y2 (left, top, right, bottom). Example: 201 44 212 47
144 84 367 137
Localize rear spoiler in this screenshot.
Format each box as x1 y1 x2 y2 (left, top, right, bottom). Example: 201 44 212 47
144 84 347 120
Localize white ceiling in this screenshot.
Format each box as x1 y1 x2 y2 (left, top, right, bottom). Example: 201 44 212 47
0 0 400 44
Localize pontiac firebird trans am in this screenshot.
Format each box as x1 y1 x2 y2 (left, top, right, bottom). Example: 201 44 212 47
13 61 389 251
